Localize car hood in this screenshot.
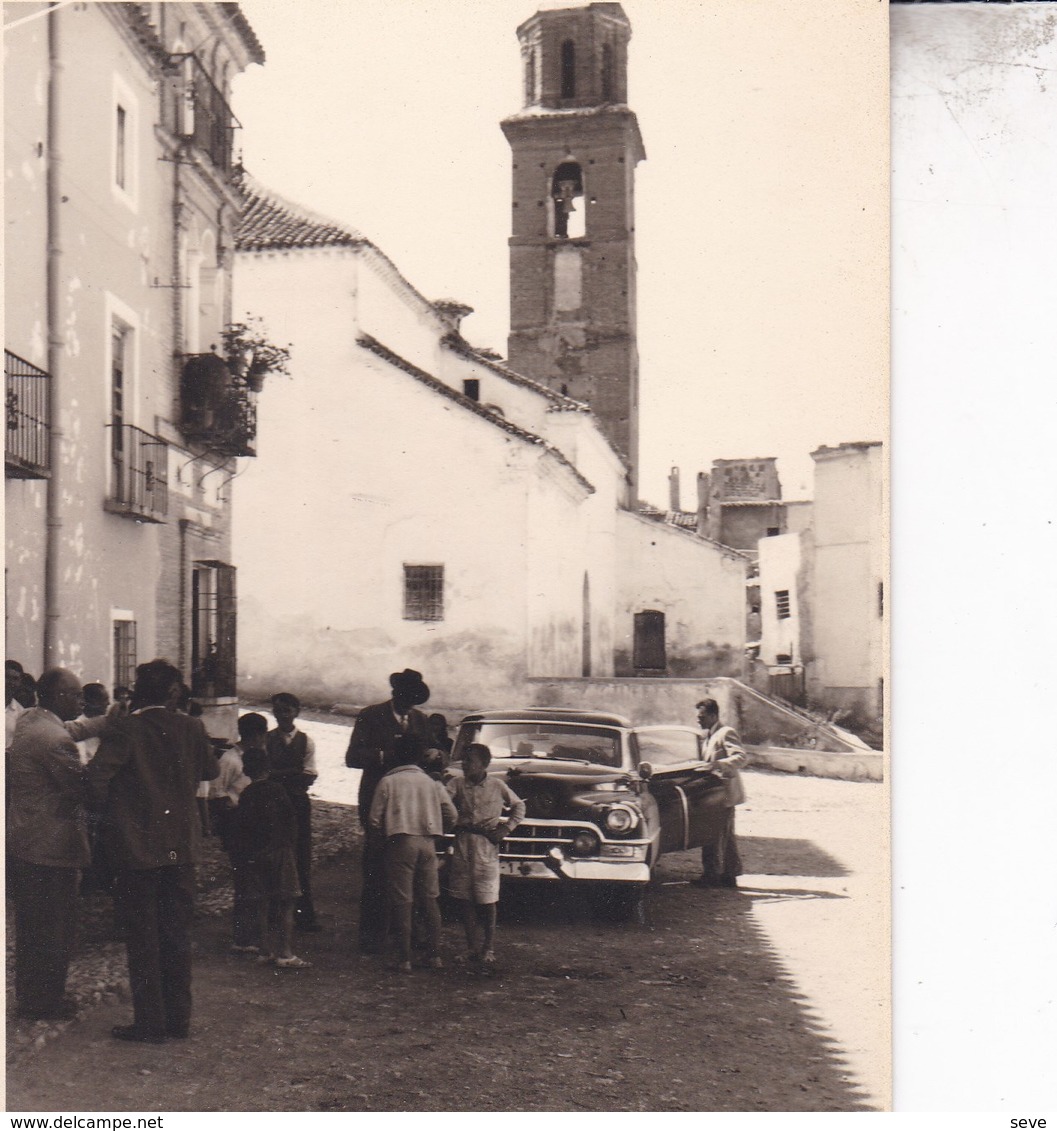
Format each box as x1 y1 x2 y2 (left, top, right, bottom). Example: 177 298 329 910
496 758 629 787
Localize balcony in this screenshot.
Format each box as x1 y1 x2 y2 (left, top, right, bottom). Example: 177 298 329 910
180 353 257 457
5 350 50 479
106 423 169 522
172 53 240 174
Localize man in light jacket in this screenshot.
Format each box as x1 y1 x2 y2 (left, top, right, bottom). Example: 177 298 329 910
368 734 456 973
6 668 111 1020
693 697 749 889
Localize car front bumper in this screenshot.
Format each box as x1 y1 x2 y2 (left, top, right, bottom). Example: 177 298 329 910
499 850 650 884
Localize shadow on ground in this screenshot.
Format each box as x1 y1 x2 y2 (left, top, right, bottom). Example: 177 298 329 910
739 835 849 878
6 801 876 1112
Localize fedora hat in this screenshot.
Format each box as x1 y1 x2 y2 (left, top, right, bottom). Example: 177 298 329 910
389 668 430 706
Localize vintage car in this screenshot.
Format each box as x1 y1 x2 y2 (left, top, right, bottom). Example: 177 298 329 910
441 707 732 917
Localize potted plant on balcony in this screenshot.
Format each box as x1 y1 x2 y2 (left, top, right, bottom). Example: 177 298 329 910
221 318 291 393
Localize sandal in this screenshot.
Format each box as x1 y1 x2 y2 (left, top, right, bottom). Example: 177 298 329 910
256 953 276 964
274 955 313 969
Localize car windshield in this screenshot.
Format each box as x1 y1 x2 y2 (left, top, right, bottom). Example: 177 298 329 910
455 722 623 768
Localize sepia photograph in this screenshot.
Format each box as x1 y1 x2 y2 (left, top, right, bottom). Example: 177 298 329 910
2 0 1051 1117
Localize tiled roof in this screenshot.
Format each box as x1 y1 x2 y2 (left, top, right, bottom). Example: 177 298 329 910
635 504 748 558
440 334 589 413
221 4 266 66
235 171 368 253
715 498 784 508
357 336 595 496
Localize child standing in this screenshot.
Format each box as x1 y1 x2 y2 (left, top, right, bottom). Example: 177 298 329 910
233 749 312 969
211 712 265 953
447 743 525 966
368 734 456 973
266 692 321 933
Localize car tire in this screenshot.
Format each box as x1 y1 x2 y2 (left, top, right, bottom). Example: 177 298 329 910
591 882 649 925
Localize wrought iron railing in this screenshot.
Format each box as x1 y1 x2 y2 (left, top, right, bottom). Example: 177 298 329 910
180 353 257 457
108 423 169 521
5 350 50 479
172 53 240 173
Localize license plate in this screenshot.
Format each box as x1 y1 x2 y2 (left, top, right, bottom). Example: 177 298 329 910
500 859 552 878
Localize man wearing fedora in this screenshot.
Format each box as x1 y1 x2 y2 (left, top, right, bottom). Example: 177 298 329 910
345 669 433 953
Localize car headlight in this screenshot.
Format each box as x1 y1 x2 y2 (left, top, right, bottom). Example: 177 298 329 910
570 830 601 857
603 805 638 833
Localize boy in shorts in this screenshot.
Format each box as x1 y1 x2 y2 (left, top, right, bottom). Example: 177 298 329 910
447 743 525 966
234 749 312 969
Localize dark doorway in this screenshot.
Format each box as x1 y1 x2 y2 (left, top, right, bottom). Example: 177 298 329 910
633 609 666 671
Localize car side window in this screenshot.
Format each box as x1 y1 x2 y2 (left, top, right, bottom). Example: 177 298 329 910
633 728 702 767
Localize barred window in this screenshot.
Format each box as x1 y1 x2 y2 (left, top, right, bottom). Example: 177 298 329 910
775 590 791 620
113 619 137 690
404 565 444 622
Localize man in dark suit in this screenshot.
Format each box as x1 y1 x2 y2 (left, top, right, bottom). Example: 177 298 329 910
345 668 432 953
6 668 112 1020
88 659 218 1043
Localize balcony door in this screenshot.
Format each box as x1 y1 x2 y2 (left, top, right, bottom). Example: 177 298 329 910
191 561 237 698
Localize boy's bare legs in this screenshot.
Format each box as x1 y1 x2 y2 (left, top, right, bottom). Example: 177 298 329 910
277 899 296 960
458 898 479 957
477 903 497 962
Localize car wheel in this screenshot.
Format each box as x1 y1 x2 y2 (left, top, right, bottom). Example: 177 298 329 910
591 882 649 925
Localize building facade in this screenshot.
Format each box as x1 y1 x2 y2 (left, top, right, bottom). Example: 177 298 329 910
755 441 884 730
4 2 263 732
805 441 884 723
502 2 645 495
231 178 626 707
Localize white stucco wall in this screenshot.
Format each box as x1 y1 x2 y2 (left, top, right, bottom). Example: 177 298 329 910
757 531 802 667
5 4 171 680
614 510 746 676
233 246 615 706
807 444 883 713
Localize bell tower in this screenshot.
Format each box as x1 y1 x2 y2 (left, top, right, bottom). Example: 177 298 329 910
502 2 645 494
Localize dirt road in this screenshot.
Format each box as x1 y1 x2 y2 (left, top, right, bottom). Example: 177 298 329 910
6 769 887 1112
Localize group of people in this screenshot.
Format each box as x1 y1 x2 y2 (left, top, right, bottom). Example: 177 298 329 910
4 660 533 1042
345 668 526 972
6 653 748 1044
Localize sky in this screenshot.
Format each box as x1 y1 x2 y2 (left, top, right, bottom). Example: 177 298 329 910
231 0 887 505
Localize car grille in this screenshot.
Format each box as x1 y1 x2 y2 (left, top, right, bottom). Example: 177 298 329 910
500 821 592 859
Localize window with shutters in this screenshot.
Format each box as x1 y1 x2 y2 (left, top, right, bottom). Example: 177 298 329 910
113 617 137 691
404 565 444 622
191 561 237 697
775 590 792 620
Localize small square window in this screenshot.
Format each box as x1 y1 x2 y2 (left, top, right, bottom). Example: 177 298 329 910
463 379 480 402
775 590 791 620
404 565 444 622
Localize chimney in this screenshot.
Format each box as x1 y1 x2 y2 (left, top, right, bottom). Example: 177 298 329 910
668 466 681 512
696 471 709 536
